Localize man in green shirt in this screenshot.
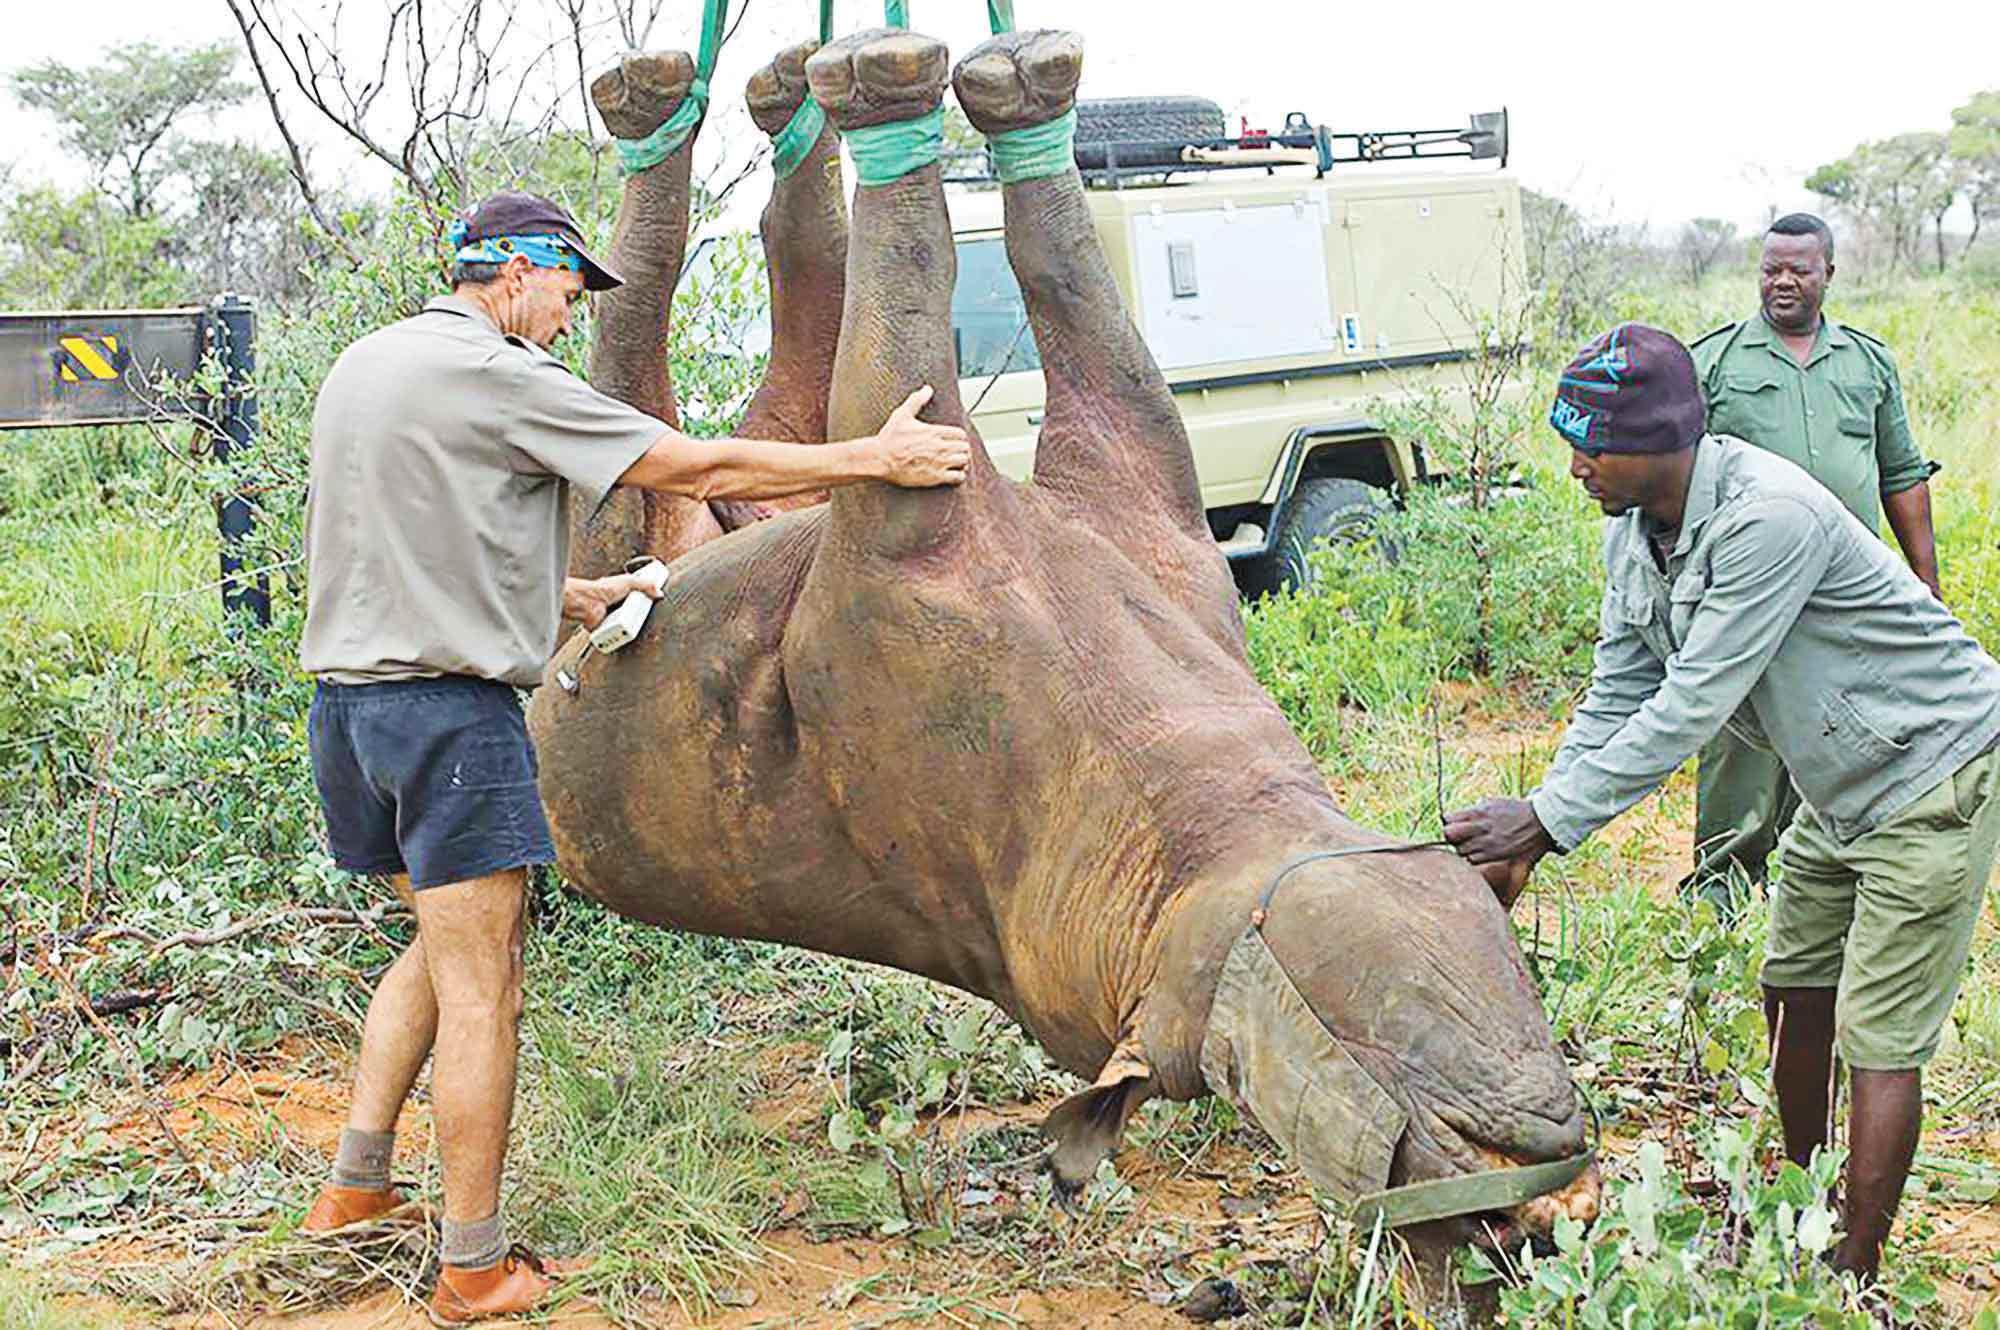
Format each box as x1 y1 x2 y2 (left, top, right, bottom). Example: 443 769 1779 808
1445 323 2000 1284
1685 213 1942 908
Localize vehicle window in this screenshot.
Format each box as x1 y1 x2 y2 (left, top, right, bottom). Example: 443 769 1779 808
951 237 1041 379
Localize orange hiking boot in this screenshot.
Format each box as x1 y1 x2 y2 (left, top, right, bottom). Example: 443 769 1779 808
301 1183 417 1233
429 1246 584 1325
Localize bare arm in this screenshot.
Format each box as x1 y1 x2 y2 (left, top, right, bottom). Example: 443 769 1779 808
616 385 970 501
1882 481 1943 601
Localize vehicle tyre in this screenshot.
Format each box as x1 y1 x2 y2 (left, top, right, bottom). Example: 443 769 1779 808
1237 477 1394 598
1074 96 1226 170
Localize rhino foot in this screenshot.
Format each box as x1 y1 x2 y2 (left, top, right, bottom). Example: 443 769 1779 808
591 50 698 140
951 29 1082 137
747 39 820 135
805 28 949 132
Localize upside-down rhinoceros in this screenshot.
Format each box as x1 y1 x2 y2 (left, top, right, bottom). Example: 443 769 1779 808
532 25 1600 1251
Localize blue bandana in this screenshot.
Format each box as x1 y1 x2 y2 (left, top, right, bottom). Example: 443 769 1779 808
446 219 583 274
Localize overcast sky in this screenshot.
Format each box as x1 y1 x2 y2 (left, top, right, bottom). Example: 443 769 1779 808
3 0 1996 239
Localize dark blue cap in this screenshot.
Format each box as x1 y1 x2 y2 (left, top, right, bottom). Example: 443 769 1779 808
1549 323 1704 455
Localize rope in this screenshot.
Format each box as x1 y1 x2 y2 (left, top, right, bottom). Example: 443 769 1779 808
614 0 729 176
877 0 1010 31
1249 843 1453 928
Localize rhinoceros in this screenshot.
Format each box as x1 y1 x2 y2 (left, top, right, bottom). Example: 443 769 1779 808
532 26 1600 1252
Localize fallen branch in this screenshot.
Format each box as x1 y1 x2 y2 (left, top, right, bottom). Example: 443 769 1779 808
76 903 411 962
0 989 169 1058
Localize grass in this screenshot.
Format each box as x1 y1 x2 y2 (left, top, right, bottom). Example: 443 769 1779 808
0 272 1997 1326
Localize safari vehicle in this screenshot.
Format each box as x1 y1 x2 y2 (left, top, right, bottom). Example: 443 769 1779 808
945 99 1521 594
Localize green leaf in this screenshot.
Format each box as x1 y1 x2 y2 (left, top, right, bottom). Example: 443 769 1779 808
828 1110 860 1153
825 1029 854 1065
1794 1204 1835 1256
944 1006 984 1056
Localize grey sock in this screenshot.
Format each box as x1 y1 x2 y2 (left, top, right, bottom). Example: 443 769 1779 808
441 1212 507 1271
330 1128 396 1190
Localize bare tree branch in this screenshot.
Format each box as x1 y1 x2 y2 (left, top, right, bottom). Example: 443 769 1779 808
221 0 358 262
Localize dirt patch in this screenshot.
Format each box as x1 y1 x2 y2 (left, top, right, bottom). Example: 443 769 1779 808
744 1041 827 1140
93 1048 435 1173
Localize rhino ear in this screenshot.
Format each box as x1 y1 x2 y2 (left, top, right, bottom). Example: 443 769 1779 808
1041 1040 1153 1203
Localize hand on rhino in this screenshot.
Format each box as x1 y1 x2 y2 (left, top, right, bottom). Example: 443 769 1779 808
867 385 972 487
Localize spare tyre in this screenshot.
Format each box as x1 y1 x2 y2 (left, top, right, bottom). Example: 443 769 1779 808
1074 95 1225 171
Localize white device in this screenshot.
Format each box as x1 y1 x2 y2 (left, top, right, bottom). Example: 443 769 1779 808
588 558 669 655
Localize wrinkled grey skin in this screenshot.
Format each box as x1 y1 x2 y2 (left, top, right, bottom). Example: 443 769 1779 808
533 28 1599 1258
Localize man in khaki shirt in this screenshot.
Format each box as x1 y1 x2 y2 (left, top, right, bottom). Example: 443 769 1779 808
296 192 969 1322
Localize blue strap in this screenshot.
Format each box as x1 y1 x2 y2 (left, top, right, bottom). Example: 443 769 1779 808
615 0 729 176
846 108 943 185
884 0 908 26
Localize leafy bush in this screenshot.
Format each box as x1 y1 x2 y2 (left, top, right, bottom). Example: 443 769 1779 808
1466 1138 1930 1328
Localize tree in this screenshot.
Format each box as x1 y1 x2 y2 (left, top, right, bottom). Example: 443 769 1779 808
172 140 326 301
1675 217 1740 286
0 185 186 308
1808 132 1955 273
9 42 249 218
1949 90 2000 256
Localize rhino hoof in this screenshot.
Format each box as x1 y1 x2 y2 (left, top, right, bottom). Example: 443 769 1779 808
592 51 697 140
746 39 820 135
805 28 949 132
951 29 1082 137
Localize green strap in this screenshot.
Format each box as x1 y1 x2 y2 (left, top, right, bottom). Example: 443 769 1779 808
771 97 828 178
846 107 942 184
1348 1134 1598 1230
877 0 1008 35
615 0 729 176
821 0 834 41
989 106 1074 183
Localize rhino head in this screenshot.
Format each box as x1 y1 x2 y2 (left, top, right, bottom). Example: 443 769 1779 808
533 27 1597 1253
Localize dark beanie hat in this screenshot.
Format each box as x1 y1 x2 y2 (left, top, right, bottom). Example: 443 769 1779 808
1547 323 1705 454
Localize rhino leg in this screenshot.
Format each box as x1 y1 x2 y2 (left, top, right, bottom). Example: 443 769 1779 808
806 30 1015 563
572 51 725 579
952 33 1240 645
711 40 851 531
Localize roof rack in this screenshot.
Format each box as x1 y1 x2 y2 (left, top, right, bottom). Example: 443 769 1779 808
944 108 1508 188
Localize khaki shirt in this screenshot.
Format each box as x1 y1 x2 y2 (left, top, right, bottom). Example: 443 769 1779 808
1691 314 1933 533
1532 435 2000 849
300 296 662 689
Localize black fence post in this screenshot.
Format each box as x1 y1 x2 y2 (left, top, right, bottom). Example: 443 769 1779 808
208 294 270 628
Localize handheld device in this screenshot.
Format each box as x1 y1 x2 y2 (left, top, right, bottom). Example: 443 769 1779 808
588 558 669 654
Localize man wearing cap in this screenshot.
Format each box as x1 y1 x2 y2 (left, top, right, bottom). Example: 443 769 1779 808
1684 213 1943 910
1443 323 2000 1283
294 191 970 1322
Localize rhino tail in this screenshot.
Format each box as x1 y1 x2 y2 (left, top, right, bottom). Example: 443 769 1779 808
1040 1039 1153 1206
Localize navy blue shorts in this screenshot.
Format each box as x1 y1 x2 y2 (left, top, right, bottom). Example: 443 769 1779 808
308 676 557 890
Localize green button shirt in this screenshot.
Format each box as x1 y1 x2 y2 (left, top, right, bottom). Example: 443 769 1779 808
1691 314 1933 534
1531 436 2000 850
